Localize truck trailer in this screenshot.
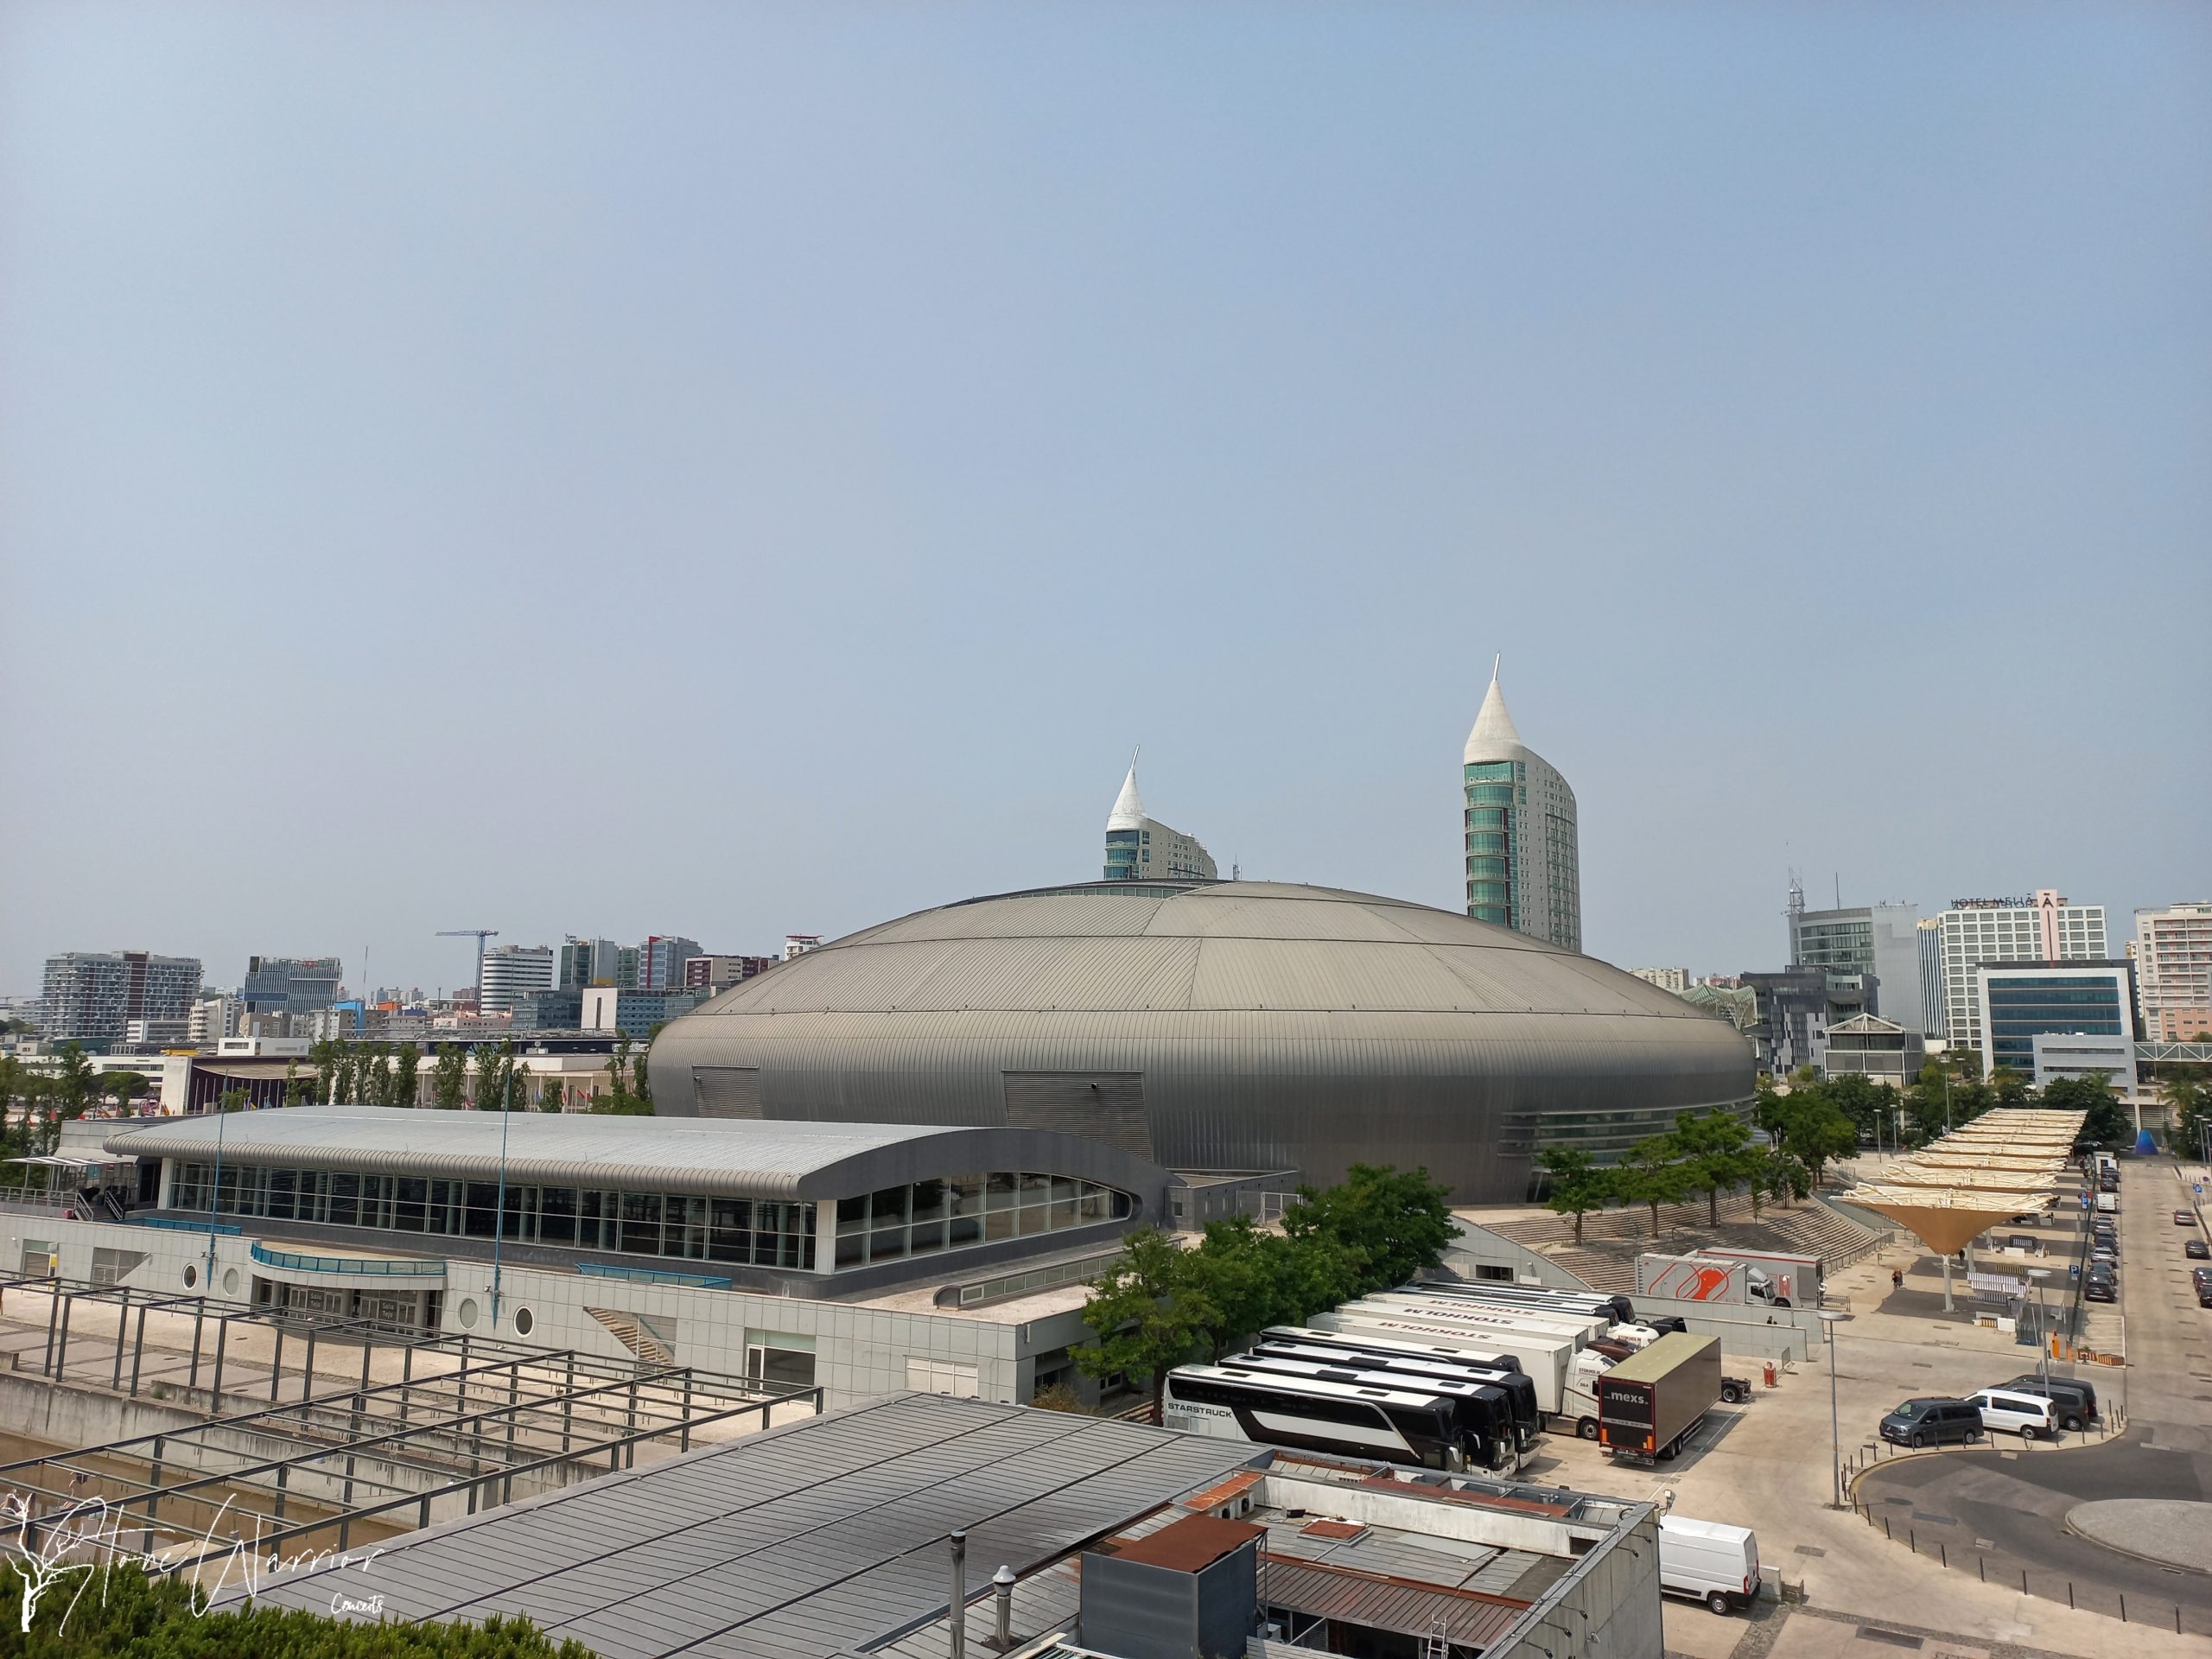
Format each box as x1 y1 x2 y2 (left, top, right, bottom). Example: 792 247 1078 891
1595 1331 1721 1462
1313 1309 1611 1439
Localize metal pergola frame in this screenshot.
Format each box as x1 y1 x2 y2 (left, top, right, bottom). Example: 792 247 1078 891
0 1268 820 1573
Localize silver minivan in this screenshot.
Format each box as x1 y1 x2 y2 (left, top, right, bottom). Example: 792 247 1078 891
1968 1387 2056 1440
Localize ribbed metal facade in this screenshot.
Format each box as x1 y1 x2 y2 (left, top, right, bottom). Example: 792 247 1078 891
649 882 1756 1204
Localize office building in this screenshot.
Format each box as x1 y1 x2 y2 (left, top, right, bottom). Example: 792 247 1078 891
636 935 702 992
559 937 622 988
652 879 1755 1201
38 950 204 1048
1936 892 2107 1049
1461 664 1580 950
1788 895 1926 1032
1974 959 2136 1082
1103 754 1217 883
2030 1033 2139 1100
682 954 778 992
1630 967 1689 993
581 985 710 1035
1821 1013 1921 1084
784 934 823 960
1741 968 1870 1077
512 987 585 1033
240 956 343 1020
478 944 556 1015
1916 918 1945 1039
2134 902 2212 1042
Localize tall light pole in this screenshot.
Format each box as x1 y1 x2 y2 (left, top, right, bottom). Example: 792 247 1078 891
204 1090 229 1294
491 1055 515 1330
2028 1268 2051 1390
1815 1309 1845 1507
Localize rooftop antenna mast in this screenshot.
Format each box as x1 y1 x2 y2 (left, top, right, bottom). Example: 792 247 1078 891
435 929 499 1004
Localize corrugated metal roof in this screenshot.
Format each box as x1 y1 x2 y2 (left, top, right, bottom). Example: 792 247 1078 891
99 1107 1162 1199
231 1393 1262 1659
1260 1557 1528 1647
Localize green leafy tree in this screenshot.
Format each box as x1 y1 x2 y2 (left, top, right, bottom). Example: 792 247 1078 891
1072 1225 1204 1414
1989 1064 2031 1108
1781 1099 1858 1189
1614 1135 1693 1238
594 1035 653 1115
1535 1147 1614 1243
474 1038 518 1111
2161 1066 2210 1157
430 1044 468 1110
217 1085 249 1114
1278 1163 1455 1289
539 1070 566 1111
53 1042 95 1120
103 1069 150 1114
1672 1107 1760 1225
1182 1215 1303 1360
309 1037 341 1103
284 1060 315 1107
2042 1072 2132 1149
388 1042 423 1108
1753 1147 1811 1213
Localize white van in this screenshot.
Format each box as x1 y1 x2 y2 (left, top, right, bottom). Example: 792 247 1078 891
2095 1192 2118 1214
1657 1515 1759 1615
1967 1388 2056 1440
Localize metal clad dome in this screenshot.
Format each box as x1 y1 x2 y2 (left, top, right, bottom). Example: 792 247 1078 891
647 881 1755 1202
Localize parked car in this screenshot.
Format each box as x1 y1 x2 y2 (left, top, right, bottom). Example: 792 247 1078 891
2085 1280 2116 1303
2186 1239 2209 1260
2198 1282 2212 1310
2177 1210 2196 1226
1967 1388 2056 1440
1880 1398 1984 1449
1999 1376 2097 1430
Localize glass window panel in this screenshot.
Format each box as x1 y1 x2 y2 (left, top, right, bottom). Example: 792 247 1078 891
1050 1198 1077 1230
836 1195 868 1233
266 1169 296 1222
620 1192 662 1255
835 1231 864 1268
465 1182 500 1239
539 1186 576 1245
1050 1175 1077 1204
908 1220 945 1255
1020 1173 1049 1205
1111 1190 1132 1219
986 1173 1020 1211
328 1173 359 1229
677 1195 708 1258
1018 1205 1048 1236
985 1209 1016 1242
870 1227 906 1262
871 1185 908 1224
910 1179 948 1224
950 1215 982 1249
946 1175 983 1216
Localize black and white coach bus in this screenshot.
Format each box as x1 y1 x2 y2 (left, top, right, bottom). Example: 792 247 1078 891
1218 1355 1521 1472
1161 1364 1473 1471
1248 1337 1541 1453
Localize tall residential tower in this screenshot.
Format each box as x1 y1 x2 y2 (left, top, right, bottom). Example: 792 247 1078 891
1462 664 1580 950
1103 754 1217 883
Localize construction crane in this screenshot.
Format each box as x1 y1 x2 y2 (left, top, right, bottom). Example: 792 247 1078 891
435 929 499 1004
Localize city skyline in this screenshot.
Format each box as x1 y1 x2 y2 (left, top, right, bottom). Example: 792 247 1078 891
4 5 2206 995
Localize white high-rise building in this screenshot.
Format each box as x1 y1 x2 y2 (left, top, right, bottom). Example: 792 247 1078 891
1936 890 2107 1049
478 944 556 1016
1103 754 1217 883
2134 902 2212 1041
1462 664 1580 950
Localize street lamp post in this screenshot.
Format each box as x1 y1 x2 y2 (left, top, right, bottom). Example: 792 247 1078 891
1815 1309 1845 1507
2027 1268 2051 1390
491 1060 516 1330
204 1092 228 1294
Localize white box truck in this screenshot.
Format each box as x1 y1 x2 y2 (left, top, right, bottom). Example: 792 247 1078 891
1658 1515 1760 1615
1314 1308 1612 1440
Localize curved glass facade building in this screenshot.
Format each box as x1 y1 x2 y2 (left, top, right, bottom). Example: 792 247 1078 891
1462 667 1581 952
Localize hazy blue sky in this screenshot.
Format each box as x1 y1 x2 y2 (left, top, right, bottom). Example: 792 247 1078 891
3 3 2207 998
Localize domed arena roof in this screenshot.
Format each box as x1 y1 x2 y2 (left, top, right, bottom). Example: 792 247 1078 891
648 881 1755 1203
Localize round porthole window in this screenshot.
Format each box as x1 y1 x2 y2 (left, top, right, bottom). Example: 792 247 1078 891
222 1268 239 1295
458 1298 479 1329
513 1308 534 1337
181 1265 198 1288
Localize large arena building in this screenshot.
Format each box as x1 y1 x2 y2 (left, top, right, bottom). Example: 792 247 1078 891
650 880 1755 1204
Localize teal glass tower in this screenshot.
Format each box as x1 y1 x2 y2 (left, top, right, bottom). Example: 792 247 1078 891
1463 664 1581 950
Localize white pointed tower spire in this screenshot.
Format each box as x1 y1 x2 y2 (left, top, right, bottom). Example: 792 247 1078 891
1107 748 1147 832
1460 657 1580 951
1463 655 1524 762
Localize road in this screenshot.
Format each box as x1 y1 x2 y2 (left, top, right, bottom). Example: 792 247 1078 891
1855 1157 2212 1630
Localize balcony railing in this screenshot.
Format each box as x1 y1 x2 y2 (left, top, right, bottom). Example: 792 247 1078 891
250 1242 445 1277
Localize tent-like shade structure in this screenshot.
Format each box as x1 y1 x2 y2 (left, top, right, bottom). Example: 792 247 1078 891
1842 1109 2088 1303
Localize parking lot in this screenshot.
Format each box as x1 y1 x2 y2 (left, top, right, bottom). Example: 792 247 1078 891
1505 1160 2212 1659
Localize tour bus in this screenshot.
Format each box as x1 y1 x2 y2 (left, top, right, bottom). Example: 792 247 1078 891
1162 1364 1475 1471
1250 1335 1542 1452
1312 1309 1611 1438
1414 1281 1637 1325
1219 1354 1522 1472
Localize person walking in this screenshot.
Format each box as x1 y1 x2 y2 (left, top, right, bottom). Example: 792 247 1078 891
1891 1267 1904 1293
